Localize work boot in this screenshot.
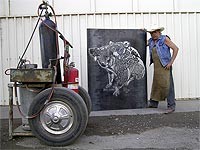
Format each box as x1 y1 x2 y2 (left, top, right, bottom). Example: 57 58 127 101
148 99 158 108
164 108 175 114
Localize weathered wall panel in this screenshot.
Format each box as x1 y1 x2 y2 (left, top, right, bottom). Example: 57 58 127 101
1 0 200 16
0 12 200 105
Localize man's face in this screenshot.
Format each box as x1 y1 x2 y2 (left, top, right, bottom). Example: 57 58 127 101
150 30 161 40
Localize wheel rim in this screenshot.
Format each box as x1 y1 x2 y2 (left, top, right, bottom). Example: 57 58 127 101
40 100 74 135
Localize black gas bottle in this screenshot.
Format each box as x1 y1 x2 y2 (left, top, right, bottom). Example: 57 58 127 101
39 16 62 83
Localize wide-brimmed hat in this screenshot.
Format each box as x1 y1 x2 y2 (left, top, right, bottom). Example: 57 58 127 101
147 24 164 32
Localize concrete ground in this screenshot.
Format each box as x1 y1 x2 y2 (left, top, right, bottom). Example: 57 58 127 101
0 100 199 150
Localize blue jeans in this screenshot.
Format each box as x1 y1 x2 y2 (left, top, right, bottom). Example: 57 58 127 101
167 67 176 109
150 67 176 109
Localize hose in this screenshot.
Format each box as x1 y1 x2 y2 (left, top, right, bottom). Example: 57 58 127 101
14 65 57 119
14 2 63 119
16 9 44 69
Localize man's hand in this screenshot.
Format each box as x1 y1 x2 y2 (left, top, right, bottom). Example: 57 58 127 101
165 63 172 70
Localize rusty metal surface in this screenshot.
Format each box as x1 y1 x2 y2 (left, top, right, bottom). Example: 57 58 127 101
12 126 33 137
8 84 13 140
10 69 54 83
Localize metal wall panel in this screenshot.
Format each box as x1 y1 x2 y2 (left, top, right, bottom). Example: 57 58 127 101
1 12 200 105
1 0 200 16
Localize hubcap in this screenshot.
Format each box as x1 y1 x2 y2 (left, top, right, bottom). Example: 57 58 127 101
40 100 74 134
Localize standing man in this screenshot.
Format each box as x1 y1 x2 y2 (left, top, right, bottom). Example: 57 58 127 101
146 24 179 114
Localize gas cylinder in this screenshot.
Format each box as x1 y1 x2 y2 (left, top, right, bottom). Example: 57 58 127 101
64 67 79 93
39 14 62 83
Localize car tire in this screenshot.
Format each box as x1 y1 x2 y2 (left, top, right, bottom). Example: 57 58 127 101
78 86 92 115
28 87 88 146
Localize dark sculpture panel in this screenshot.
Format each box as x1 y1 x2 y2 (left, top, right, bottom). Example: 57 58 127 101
87 29 147 111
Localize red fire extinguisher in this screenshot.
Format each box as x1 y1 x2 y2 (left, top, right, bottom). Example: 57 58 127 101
64 63 79 93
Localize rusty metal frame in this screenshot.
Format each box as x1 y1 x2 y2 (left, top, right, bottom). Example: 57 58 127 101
8 83 13 139
8 83 34 139
10 68 54 83
8 71 56 139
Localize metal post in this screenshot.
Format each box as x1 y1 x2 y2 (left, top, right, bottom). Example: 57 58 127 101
8 83 13 140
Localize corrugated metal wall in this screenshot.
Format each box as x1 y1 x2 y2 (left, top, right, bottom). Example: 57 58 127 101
1 11 200 105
